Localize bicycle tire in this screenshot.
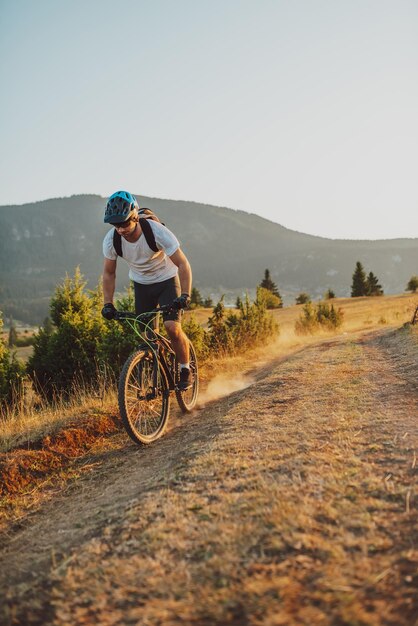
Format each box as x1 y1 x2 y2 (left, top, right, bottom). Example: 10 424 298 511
118 350 170 445
175 341 199 413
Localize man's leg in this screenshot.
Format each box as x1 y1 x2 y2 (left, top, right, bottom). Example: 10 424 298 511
133 282 159 340
133 281 159 315
164 320 192 390
164 320 190 364
158 277 193 390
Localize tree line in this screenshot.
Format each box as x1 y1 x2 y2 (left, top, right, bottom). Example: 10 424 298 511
192 263 417 310
0 268 280 413
1 263 417 415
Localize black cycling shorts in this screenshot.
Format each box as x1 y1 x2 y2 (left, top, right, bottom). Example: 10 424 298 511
133 276 181 323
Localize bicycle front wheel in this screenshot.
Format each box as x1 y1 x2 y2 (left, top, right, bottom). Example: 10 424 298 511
118 350 170 445
175 341 199 413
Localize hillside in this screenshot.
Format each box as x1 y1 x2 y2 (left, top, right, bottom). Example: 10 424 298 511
1 194 417 323
1 317 417 624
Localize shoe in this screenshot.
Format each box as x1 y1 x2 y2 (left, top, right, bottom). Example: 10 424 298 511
178 367 193 391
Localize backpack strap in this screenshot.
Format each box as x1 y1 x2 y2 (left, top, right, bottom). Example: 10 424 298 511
139 217 159 252
112 218 159 257
113 229 123 257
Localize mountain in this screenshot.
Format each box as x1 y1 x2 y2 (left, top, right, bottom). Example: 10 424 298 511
0 194 417 324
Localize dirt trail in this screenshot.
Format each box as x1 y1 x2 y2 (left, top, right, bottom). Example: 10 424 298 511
0 327 417 625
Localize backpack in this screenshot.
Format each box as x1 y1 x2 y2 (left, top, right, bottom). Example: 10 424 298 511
113 208 162 257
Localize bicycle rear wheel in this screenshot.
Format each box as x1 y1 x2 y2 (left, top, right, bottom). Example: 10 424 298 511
118 350 170 445
175 342 199 413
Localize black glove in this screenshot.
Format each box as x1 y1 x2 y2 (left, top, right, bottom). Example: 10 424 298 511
172 293 191 310
101 302 117 320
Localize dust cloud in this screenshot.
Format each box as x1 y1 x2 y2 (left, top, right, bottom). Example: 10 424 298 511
197 373 254 407
195 325 333 409
197 330 300 408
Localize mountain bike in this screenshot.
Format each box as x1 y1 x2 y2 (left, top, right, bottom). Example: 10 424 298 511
114 305 199 445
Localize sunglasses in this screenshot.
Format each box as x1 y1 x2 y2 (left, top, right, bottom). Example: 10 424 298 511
112 218 134 229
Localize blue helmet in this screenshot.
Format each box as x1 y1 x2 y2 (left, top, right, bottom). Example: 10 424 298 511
104 190 139 224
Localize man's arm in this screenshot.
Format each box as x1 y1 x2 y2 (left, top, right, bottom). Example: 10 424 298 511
169 248 192 296
103 257 117 303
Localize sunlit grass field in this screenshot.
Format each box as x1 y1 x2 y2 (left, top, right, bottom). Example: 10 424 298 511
1 292 416 455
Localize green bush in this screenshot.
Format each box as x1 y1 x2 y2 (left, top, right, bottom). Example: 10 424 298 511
27 269 280 403
206 297 236 355
28 269 107 400
14 334 35 347
206 294 279 357
182 313 209 361
259 269 283 307
256 287 282 310
190 287 203 308
406 276 418 293
295 302 344 335
98 287 142 376
295 292 311 305
316 302 344 330
0 313 26 413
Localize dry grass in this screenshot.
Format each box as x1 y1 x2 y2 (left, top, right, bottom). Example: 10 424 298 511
0 384 117 453
1 321 417 625
0 295 417 625
44 326 417 625
1 294 416 514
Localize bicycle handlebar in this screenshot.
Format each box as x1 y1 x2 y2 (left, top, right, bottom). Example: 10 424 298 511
114 304 175 321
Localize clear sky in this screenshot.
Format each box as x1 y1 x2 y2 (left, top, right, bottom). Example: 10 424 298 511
1 0 417 239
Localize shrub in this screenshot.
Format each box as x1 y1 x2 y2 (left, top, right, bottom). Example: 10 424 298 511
206 297 235 355
8 324 18 347
190 287 204 308
258 269 283 307
182 314 209 361
28 269 107 400
206 294 279 357
406 276 418 293
256 287 282 309
316 302 344 330
295 302 344 335
98 287 139 377
295 293 311 305
0 313 26 414
14 333 35 347
26 270 280 403
295 302 318 334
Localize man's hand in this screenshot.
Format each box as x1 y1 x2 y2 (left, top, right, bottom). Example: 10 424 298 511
101 302 117 320
172 293 191 310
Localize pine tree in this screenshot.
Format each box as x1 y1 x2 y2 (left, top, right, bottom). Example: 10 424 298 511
351 262 367 297
42 317 54 334
259 269 283 307
190 287 203 308
295 293 310 305
8 321 18 347
365 271 384 296
0 312 25 411
28 269 107 399
406 276 418 293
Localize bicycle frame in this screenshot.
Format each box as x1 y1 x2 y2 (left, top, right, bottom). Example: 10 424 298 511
115 307 180 392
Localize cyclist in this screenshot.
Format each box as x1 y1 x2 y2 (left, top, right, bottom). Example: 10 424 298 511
101 190 193 390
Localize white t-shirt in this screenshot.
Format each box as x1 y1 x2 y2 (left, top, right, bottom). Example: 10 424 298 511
103 220 180 285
